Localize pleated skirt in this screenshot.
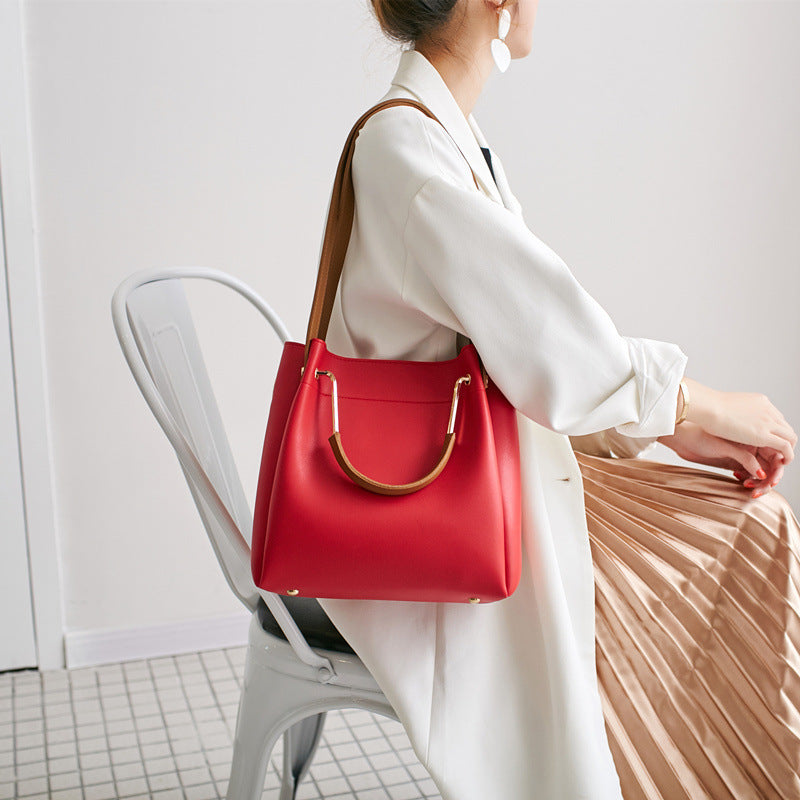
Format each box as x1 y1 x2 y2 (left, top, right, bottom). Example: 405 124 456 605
574 451 800 800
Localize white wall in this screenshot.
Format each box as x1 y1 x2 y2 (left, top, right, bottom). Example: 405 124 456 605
16 0 799 662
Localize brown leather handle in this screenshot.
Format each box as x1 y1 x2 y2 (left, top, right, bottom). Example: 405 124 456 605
328 430 456 496
303 97 489 387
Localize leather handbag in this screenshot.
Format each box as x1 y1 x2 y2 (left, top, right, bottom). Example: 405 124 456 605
250 98 522 604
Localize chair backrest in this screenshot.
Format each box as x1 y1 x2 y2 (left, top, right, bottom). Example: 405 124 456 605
111 267 335 679
120 272 259 607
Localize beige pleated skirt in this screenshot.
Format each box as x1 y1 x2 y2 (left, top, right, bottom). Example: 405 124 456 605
574 451 800 800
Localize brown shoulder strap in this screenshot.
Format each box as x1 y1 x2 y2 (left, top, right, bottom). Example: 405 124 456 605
303 97 489 386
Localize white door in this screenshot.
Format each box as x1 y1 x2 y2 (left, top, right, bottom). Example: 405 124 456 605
0 186 37 670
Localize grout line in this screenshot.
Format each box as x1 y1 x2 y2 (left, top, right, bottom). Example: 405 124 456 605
39 672 70 799
143 655 189 800
346 709 437 799
10 675 19 800
65 669 89 800
94 665 123 799
372 713 423 791
320 710 361 798
120 658 159 798
192 650 234 797
11 673 22 800
40 674 54 800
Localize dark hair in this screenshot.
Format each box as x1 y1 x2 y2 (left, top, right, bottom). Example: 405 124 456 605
369 0 464 52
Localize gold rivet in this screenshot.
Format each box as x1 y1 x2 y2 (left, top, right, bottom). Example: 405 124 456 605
286 589 299 596
468 597 481 604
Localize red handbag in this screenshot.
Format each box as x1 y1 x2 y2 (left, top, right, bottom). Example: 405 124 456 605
251 98 522 604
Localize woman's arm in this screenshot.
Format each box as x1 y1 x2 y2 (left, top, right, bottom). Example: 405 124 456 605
358 108 689 438
402 170 688 438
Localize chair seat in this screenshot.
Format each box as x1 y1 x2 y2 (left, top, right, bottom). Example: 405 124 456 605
255 595 356 655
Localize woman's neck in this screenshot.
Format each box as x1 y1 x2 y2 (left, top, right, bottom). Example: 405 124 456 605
414 45 493 119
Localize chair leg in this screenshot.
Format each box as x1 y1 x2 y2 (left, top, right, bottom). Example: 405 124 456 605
278 713 327 800
226 656 312 800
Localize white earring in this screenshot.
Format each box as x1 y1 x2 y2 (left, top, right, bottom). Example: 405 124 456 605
491 7 511 73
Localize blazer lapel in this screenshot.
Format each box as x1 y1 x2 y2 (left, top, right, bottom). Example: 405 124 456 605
381 47 505 207
467 114 525 220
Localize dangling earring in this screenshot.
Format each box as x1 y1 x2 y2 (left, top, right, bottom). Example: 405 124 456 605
491 6 512 73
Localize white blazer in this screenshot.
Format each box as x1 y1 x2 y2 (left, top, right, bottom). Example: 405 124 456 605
319 46 688 800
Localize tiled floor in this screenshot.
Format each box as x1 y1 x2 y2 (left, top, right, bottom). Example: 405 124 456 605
0 645 441 800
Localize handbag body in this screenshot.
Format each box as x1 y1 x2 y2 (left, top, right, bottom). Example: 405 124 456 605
250 98 522 603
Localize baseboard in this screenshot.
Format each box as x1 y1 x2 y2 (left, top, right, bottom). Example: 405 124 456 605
63 611 251 669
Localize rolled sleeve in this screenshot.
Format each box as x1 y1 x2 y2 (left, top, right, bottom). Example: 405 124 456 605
613 337 688 439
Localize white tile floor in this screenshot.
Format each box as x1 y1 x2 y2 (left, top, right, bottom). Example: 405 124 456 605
0 645 441 800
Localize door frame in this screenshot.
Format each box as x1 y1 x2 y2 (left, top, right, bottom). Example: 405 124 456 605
0 0 65 670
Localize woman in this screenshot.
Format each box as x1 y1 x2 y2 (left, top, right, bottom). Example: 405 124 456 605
316 1 800 798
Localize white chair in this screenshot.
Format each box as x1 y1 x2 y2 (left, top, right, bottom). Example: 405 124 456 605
111 266 399 800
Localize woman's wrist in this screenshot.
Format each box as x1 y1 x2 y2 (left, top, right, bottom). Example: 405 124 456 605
657 419 693 448
657 377 692 449
650 376 722 448
678 376 718 429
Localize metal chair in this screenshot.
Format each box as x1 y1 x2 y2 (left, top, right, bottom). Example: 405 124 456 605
111 266 399 800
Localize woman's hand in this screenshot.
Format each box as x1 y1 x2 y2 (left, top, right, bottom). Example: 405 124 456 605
681 377 797 466
733 447 786 497
658 421 787 497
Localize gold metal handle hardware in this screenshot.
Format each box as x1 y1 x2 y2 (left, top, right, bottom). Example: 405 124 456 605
314 369 471 496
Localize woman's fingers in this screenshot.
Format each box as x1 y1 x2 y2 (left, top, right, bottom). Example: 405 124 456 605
764 433 795 465
768 454 785 488
753 452 776 490
731 449 781 497
738 451 785 497
772 419 798 448
732 449 766 479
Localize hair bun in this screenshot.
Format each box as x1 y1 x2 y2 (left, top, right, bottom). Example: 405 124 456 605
370 0 459 46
